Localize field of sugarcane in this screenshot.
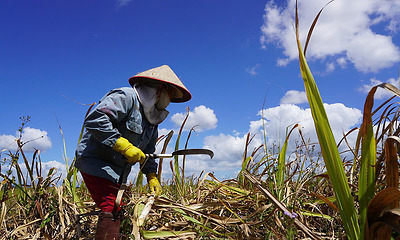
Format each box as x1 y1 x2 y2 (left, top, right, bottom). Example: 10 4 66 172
2 2 400 239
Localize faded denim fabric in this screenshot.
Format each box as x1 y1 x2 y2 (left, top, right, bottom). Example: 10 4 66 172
75 87 158 184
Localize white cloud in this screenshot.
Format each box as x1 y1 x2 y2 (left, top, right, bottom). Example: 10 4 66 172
258 104 314 145
171 105 217 132
254 103 362 154
358 77 400 99
280 90 308 104
203 133 263 171
261 0 400 73
337 57 347 68
249 119 264 135
0 127 52 152
326 62 335 73
161 101 362 180
277 58 291 66
246 64 260 76
40 160 68 180
204 134 249 162
347 30 400 72
0 134 16 151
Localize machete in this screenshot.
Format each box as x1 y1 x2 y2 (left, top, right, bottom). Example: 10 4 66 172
145 148 214 159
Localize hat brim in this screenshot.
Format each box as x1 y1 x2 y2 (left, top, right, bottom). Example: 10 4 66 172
129 76 192 103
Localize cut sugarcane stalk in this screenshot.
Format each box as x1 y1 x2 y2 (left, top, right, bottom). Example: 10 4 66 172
137 195 155 226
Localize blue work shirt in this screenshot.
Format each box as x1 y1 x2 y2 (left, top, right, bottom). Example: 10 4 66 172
75 87 158 184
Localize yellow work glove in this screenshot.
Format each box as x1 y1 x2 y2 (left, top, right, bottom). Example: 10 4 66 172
113 137 146 164
146 173 162 197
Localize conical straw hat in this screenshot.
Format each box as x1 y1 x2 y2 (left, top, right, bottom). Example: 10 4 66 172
129 65 191 103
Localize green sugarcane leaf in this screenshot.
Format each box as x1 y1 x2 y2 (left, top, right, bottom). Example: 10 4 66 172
135 170 144 189
300 209 334 221
357 83 400 238
358 87 376 240
276 137 287 190
276 124 299 199
295 2 359 237
297 40 359 239
172 108 190 192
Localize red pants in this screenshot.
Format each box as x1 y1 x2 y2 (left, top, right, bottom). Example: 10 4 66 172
81 172 122 213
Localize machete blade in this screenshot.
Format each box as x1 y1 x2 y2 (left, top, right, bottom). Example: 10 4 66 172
172 149 214 159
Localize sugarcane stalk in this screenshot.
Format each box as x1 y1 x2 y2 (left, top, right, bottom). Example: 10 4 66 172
137 195 155 226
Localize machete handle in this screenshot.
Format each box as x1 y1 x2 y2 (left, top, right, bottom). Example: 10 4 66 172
145 153 173 159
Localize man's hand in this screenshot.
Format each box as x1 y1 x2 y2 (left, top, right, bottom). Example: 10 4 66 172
113 137 146 164
147 173 162 197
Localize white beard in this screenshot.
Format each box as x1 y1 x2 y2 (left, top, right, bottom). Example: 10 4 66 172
134 84 169 125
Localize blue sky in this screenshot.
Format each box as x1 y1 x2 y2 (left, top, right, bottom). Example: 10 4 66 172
1 0 400 181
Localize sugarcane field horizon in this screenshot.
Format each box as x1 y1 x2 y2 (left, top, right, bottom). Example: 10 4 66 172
2 0 400 239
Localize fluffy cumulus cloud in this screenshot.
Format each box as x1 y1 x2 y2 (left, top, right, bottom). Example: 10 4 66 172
160 102 363 179
200 133 263 177
253 103 362 154
204 134 254 164
0 134 16 151
38 161 67 180
171 105 218 132
202 103 360 176
0 127 52 152
359 77 400 99
280 90 308 104
261 0 400 73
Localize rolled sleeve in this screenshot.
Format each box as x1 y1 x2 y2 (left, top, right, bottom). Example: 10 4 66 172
84 88 136 148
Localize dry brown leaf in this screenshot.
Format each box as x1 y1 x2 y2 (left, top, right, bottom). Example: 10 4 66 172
367 187 400 224
308 192 339 212
385 137 400 189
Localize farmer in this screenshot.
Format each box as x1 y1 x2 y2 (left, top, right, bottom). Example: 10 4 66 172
75 65 191 239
